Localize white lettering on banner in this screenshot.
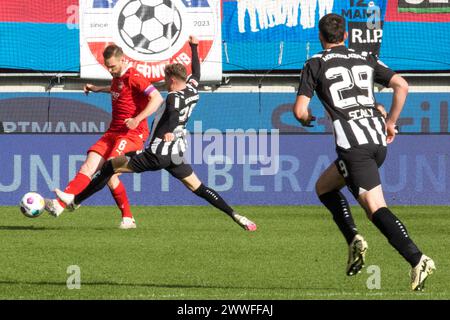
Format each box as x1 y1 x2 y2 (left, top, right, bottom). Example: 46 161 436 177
161 170 170 192
243 159 265 192
0 155 21 192
1 153 448 196
238 0 334 33
274 155 301 192
352 28 383 44
133 173 142 192
306 155 332 192
416 155 446 192
69 155 86 182
207 156 234 191
2 121 106 133
30 155 60 191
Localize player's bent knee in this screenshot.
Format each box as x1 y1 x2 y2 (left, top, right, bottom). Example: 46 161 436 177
358 186 387 219
181 173 202 192
315 179 334 197
110 156 130 172
315 181 325 196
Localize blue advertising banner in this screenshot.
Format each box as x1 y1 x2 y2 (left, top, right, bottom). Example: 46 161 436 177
1 134 449 206
1 92 449 134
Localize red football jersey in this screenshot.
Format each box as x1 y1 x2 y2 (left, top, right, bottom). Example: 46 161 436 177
108 67 156 136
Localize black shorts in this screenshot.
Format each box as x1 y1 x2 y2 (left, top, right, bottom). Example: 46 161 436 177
334 144 387 199
128 149 193 180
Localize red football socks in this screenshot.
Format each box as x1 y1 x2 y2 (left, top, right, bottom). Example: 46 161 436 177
111 181 133 218
57 172 91 208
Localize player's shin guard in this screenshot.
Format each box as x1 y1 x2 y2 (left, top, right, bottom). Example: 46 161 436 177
319 191 358 245
372 207 423 267
111 181 133 218
74 160 115 205
193 184 234 216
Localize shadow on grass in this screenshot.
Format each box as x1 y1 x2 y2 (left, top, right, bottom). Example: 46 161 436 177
0 279 336 291
0 226 49 231
0 225 116 231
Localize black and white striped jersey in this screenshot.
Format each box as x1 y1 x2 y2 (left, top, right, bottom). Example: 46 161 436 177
297 45 396 149
148 43 200 156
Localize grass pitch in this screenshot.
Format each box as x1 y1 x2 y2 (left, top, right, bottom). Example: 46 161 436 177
0 205 448 300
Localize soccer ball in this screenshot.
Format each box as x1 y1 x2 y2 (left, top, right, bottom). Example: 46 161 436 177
20 192 45 218
118 0 182 55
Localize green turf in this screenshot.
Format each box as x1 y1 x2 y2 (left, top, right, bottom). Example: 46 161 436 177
0 205 448 300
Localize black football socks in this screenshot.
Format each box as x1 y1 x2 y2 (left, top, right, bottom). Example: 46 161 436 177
74 160 115 205
372 207 422 267
193 184 234 217
319 190 358 245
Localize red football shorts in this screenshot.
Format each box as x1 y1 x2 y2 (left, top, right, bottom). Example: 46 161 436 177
88 132 147 160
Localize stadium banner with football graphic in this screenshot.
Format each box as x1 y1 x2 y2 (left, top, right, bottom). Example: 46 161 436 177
79 0 222 82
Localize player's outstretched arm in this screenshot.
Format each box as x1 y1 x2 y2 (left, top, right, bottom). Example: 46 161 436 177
189 35 200 82
293 95 316 127
386 74 408 143
84 83 111 94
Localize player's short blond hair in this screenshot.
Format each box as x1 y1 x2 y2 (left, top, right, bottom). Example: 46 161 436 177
165 63 187 81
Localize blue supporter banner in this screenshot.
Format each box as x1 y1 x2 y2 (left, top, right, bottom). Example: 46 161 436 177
0 23 79 72
1 0 449 72
222 0 450 72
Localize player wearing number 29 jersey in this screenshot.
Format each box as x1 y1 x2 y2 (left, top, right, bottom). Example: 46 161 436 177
298 46 395 150
294 13 434 291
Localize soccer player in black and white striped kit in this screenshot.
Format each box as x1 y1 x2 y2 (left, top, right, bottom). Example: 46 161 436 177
293 14 434 290
54 36 257 232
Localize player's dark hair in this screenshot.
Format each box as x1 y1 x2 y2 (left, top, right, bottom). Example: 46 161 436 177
319 13 346 44
165 63 187 81
103 44 123 60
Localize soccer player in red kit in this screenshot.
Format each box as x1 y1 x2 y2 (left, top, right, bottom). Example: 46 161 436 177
45 44 164 229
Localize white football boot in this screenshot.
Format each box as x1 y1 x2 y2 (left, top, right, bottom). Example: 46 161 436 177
232 213 257 231
44 198 64 217
54 188 75 207
346 234 368 276
410 254 436 291
119 217 137 229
